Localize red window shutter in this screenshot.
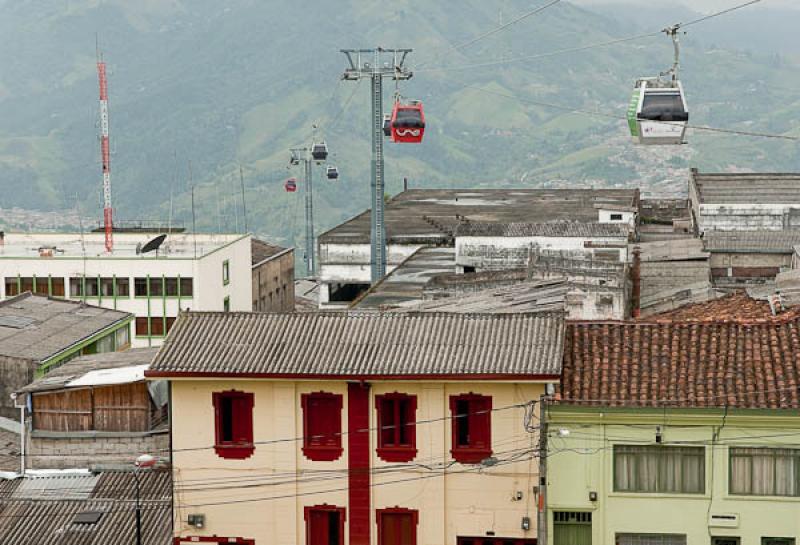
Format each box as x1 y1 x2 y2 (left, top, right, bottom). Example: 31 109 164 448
212 390 255 460
450 394 492 464
375 393 417 463
302 392 343 461
305 505 346 545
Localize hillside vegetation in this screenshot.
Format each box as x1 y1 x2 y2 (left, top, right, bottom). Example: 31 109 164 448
0 0 798 253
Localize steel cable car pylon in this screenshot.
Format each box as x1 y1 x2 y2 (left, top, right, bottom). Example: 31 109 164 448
341 48 413 284
627 25 689 145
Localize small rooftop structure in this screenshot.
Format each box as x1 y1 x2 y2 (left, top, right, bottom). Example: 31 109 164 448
319 188 640 245
562 309 800 409
0 470 170 544
148 311 565 379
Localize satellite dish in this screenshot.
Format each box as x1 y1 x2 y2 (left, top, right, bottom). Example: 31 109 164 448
140 234 167 254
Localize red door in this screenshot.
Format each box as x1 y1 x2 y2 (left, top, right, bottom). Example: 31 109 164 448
306 506 345 545
377 509 418 545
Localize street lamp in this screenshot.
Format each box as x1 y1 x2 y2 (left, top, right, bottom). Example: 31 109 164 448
134 454 157 545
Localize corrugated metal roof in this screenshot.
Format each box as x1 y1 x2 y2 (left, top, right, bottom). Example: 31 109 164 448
319 188 640 244
703 230 800 253
0 294 131 363
18 348 158 394
636 239 708 262
692 171 800 204
403 279 568 314
0 470 170 545
455 222 630 238
149 311 565 378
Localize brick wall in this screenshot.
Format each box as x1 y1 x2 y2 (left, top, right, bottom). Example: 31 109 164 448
26 430 169 470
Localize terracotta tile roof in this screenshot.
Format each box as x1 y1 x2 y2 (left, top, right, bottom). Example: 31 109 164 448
149 311 565 378
645 292 799 323
561 314 800 409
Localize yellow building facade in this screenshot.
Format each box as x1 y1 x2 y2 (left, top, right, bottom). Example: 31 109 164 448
149 311 565 545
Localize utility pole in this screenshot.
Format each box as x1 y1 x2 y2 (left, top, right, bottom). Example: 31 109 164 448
537 394 549 545
341 48 412 284
289 147 320 277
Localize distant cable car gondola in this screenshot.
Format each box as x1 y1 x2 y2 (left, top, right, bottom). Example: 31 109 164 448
326 166 339 180
311 142 328 161
284 177 297 192
627 26 688 145
383 115 392 137
390 99 425 143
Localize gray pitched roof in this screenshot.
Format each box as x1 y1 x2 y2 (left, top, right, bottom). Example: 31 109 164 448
703 230 800 253
149 311 565 379
455 222 629 238
691 171 800 204
0 294 131 363
0 470 170 545
251 238 290 266
18 348 158 394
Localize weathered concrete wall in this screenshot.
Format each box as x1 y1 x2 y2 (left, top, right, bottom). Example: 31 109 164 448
26 430 169 470
252 250 295 312
696 204 800 233
0 356 35 420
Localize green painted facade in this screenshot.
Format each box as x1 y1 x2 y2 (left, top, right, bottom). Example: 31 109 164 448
546 405 800 545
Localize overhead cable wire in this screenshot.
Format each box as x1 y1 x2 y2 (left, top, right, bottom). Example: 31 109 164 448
415 0 562 69
417 0 766 75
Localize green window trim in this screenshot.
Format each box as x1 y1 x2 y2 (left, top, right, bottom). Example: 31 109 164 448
223 296 230 312
37 318 133 376
222 260 230 285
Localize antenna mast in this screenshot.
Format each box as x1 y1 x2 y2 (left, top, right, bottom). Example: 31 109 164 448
96 46 113 253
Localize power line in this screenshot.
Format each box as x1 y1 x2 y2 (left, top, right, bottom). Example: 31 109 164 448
416 0 562 69
679 0 762 27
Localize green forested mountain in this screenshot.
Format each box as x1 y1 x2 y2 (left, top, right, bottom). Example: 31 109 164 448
0 0 798 251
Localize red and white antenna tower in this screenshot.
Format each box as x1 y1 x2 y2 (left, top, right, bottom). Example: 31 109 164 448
96 49 113 253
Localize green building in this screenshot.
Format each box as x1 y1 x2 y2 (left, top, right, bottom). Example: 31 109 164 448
546 314 800 545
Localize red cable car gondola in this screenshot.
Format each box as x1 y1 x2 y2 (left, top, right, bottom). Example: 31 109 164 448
284 177 297 192
390 100 425 143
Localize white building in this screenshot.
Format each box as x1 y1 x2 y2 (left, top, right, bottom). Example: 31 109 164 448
0 232 252 347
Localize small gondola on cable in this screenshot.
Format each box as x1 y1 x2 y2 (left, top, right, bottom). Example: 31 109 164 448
284 177 297 192
326 166 339 180
389 97 425 143
311 141 328 161
627 25 689 145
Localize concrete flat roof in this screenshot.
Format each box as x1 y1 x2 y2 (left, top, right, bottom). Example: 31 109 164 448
0 232 247 260
691 171 800 205
319 188 639 245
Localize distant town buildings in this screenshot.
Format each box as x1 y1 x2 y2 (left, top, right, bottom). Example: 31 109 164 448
0 232 253 346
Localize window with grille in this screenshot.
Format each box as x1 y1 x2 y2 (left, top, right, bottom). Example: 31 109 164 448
376 393 417 462
302 392 343 461
616 534 686 545
213 390 255 459
729 448 800 497
613 445 705 494
762 539 795 545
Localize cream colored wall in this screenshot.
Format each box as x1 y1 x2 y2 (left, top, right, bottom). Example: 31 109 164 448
170 379 547 545
546 406 800 544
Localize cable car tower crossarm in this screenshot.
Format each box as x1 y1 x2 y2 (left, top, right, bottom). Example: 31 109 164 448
341 48 412 284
